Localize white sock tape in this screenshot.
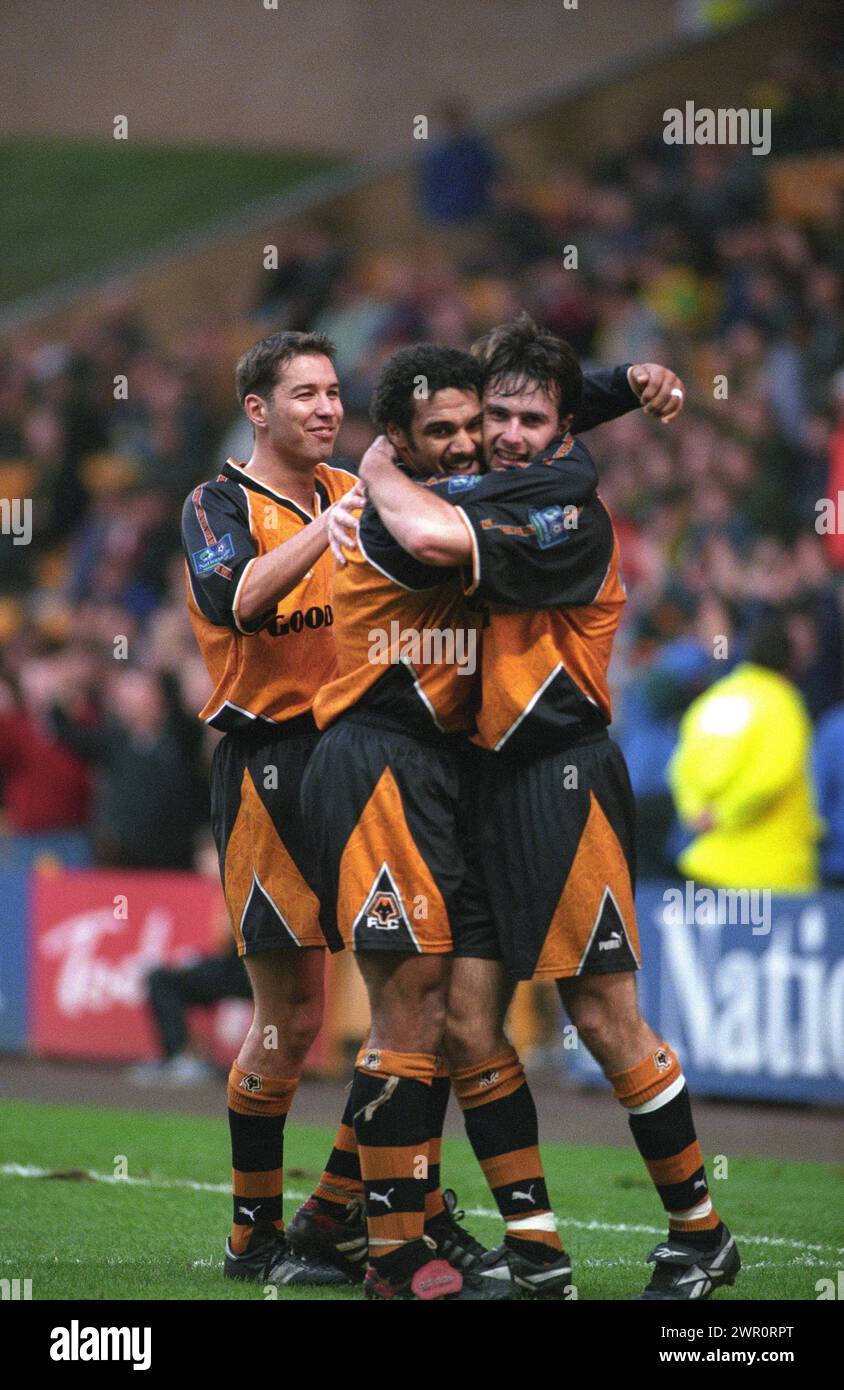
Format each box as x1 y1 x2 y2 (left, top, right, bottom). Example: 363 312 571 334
506 1212 558 1233
670 1196 713 1222
627 1072 686 1115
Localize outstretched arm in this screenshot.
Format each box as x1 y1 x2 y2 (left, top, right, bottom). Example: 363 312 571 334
573 363 685 432
629 362 685 423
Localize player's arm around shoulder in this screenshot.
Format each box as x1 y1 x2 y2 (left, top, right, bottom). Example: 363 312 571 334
356 435 472 568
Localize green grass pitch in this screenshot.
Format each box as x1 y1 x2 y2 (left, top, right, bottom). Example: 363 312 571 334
1 1099 840 1300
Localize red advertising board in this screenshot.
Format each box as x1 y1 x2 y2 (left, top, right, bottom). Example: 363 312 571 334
32 870 222 1060
30 869 345 1071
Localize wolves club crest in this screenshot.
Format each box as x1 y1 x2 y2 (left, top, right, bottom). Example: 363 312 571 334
239 1073 263 1093
352 864 420 952
367 891 403 932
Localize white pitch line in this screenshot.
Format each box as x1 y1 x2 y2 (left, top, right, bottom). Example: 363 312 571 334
3 1163 842 1257
1 1163 241 1196
464 1212 844 1258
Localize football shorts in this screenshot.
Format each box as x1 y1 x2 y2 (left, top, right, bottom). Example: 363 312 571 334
300 713 500 959
476 731 641 981
210 713 342 955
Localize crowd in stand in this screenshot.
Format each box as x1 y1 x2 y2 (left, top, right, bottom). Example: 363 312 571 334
1 43 843 883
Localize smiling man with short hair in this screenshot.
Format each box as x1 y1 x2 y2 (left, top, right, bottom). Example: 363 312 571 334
182 329 363 1288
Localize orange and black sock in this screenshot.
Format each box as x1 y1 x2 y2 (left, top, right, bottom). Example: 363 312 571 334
227 1062 298 1254
424 1057 451 1224
610 1043 721 1248
312 1084 365 1215
351 1047 435 1282
313 1049 450 1229
452 1046 563 1261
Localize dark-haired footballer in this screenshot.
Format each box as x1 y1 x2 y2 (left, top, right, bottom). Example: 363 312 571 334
345 317 741 1302
288 340 662 1299
293 344 503 1300
181 331 364 1288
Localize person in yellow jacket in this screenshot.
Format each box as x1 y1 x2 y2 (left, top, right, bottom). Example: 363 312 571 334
669 616 821 891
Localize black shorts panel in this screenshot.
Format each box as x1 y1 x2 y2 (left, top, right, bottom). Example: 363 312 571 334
211 720 341 956
477 734 640 981
301 718 499 959
451 741 501 961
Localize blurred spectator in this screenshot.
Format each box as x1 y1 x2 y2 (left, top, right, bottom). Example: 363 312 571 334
50 667 208 869
482 178 556 275
311 264 396 376
668 616 821 890
127 941 251 1085
251 223 346 328
619 635 717 875
0 661 93 833
822 368 844 571
417 100 499 225
128 841 250 1085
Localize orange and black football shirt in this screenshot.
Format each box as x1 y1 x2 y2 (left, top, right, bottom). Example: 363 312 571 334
440 433 627 755
420 431 636 982
305 490 484 958
313 492 482 738
181 458 357 732
310 367 635 743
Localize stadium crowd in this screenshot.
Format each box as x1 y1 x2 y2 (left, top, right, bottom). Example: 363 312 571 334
1 44 842 883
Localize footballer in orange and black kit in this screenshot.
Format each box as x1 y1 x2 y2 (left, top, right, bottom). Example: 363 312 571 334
185 454 355 955
292 341 655 1300
354 316 741 1302
181 329 365 1290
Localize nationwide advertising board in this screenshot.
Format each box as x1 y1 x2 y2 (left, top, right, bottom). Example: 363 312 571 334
0 867 29 1051
568 881 844 1105
0 831 92 1051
